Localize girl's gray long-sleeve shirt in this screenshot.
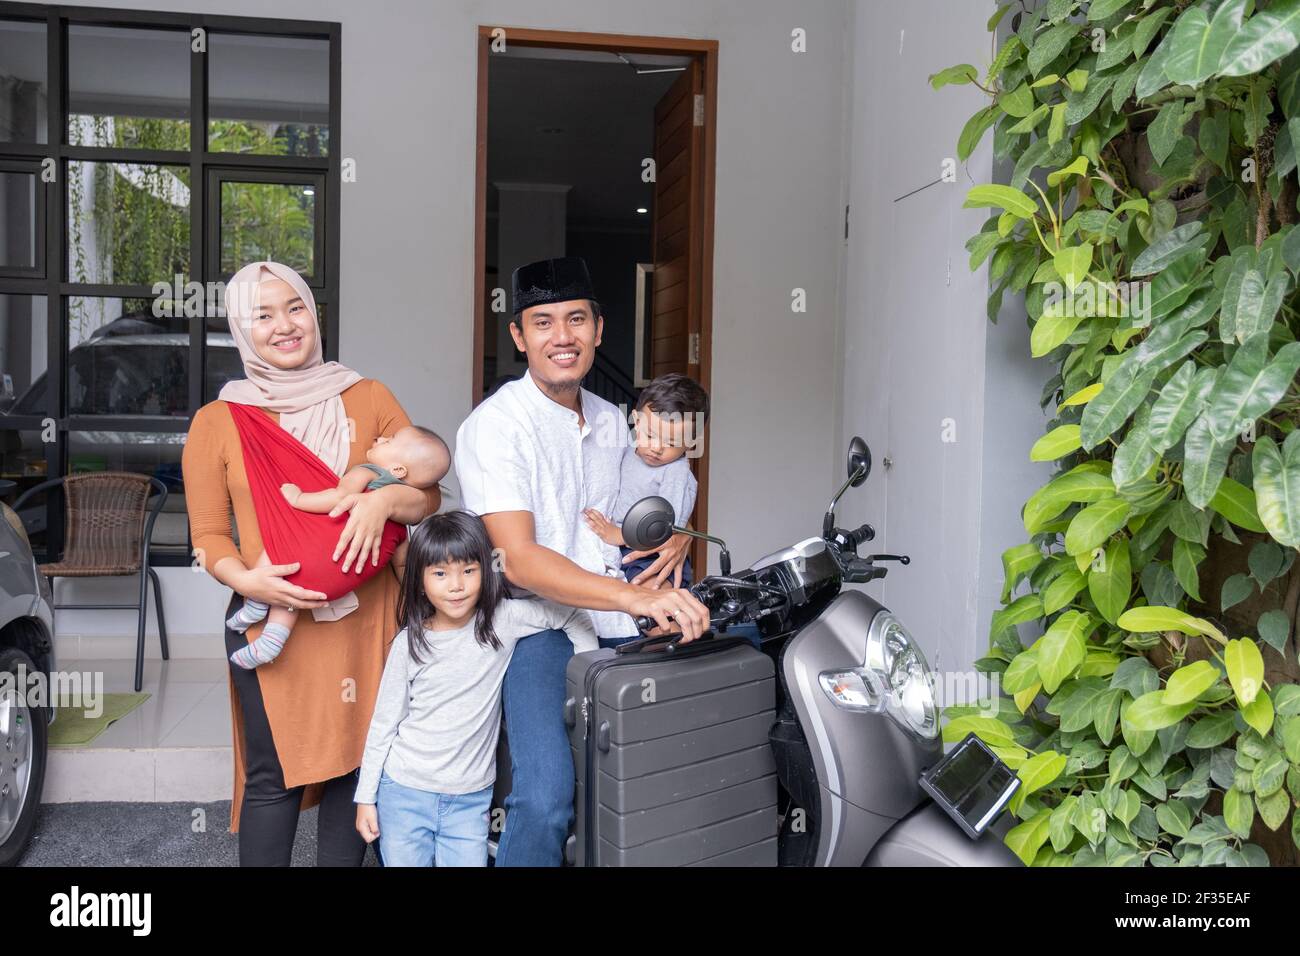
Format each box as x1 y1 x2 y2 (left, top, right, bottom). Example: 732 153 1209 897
355 598 597 803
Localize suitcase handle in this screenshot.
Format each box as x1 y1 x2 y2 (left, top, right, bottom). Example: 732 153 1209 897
614 631 746 657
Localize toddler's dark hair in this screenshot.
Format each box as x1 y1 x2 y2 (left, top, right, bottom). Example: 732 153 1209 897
636 373 710 424
397 511 505 661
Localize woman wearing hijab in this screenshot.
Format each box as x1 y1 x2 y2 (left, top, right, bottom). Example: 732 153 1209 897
183 261 440 866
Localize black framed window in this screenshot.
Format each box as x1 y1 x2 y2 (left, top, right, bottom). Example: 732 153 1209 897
0 3 342 564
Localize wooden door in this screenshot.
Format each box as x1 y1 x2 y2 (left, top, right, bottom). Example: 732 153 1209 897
651 60 704 380
650 60 709 571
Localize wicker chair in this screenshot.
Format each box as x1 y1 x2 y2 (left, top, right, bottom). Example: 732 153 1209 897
14 472 170 692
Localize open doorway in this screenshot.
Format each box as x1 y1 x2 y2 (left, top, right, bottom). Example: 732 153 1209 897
472 27 719 571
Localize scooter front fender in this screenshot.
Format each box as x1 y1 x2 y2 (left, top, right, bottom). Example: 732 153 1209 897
864 800 1021 867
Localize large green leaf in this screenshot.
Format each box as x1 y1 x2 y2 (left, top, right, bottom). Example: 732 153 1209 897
1023 469 1116 532
1089 538 1132 626
1081 318 1205 449
999 81 1036 117
1147 99 1188 164
1018 750 1068 796
991 592 1044 636
1053 243 1094 293
1111 402 1158 489
1137 24 1178 99
1028 22 1079 75
1163 660 1222 706
1204 339 1300 442
1042 567 1087 615
1036 610 1092 693
930 64 979 90
1165 0 1248 86
1242 689 1274 737
1002 542 1045 602
1126 690 1197 731
1088 0 1132 20
1065 497 1131 556
1218 0 1300 78
1030 424 1082 461
1145 250 1208 324
1223 786 1254 837
1117 605 1225 641
1220 269 1289 344
1253 432 1300 547
965 184 1038 218
1005 810 1052 865
1225 637 1265 707
1080 365 1159 450
1030 307 1086 357
1148 362 1215 452
1181 416 1234 509
1130 222 1207 276
1209 476 1268 533
1186 712 1237 748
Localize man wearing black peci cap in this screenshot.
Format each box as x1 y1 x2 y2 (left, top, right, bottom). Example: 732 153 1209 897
454 255 708 866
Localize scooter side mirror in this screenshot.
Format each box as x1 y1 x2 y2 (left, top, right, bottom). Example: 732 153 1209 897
621 495 676 551
848 436 871 486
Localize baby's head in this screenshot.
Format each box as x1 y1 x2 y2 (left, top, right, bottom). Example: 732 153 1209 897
632 374 710 467
367 425 450 489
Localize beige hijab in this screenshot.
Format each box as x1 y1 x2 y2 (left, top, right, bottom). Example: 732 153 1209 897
219 261 363 621
219 261 361 475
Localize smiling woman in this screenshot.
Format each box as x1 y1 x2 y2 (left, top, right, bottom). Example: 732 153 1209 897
182 260 439 866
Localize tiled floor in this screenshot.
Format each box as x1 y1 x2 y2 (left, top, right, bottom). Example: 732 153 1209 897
62 658 231 749
42 658 234 804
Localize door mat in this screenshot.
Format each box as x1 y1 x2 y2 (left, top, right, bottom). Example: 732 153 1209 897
48 692 151 747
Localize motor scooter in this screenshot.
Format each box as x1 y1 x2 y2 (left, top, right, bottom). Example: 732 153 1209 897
591 436 1022 866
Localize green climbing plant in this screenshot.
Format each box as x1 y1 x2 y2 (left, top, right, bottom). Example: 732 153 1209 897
937 0 1300 866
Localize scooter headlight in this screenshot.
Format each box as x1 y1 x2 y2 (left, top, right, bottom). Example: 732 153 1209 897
862 613 938 739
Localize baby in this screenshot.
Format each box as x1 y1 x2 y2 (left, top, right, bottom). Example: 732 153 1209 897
583 373 709 620
227 425 451 669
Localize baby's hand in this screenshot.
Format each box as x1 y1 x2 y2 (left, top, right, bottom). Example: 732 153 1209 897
356 803 380 843
280 482 302 506
583 508 624 547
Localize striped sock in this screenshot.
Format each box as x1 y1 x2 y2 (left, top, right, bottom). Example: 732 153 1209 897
226 600 269 633
230 622 292 670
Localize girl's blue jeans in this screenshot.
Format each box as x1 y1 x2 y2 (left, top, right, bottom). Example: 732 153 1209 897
375 770 493 867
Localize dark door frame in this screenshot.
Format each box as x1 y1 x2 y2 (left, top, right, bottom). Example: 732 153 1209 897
472 25 720 573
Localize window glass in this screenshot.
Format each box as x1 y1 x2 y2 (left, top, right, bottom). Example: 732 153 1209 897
0 294 47 415
67 297 188 417
220 179 316 277
0 19 48 144
208 33 329 157
67 25 190 149
0 168 38 269
68 162 191 284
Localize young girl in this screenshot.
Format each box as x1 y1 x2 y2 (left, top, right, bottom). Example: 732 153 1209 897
353 510 597 867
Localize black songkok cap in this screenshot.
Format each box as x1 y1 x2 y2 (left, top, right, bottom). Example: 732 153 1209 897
511 256 597 315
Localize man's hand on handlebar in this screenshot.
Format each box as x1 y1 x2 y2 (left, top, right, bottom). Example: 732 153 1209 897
626 586 710 643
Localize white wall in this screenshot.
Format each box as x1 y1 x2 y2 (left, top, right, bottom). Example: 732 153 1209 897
57 0 851 654
836 0 1050 680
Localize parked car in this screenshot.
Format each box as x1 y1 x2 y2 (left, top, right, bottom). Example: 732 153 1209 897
1 313 242 551
0 480 55 866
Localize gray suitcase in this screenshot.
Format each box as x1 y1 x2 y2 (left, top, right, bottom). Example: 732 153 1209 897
563 635 778 866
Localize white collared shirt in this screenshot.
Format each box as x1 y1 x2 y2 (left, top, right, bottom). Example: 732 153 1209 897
455 370 636 639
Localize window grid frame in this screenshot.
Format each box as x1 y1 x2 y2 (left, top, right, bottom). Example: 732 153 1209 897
0 2 342 565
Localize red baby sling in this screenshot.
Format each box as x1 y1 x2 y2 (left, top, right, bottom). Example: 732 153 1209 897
226 401 408 600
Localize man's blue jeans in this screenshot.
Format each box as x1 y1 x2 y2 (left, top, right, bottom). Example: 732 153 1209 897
496 628 574 867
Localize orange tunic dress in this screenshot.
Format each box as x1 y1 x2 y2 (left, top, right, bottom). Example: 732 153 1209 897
182 379 440 831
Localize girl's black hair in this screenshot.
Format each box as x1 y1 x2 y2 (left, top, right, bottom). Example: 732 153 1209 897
396 510 506 662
